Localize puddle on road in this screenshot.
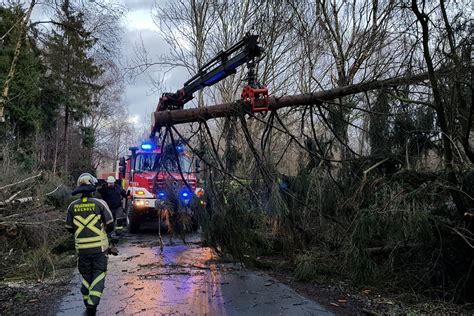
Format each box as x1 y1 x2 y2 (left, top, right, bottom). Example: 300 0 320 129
56 233 331 316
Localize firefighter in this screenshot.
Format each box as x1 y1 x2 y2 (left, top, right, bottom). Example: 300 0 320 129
98 176 127 234
65 173 114 316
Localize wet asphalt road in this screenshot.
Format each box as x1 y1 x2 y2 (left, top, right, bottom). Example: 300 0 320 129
55 231 332 316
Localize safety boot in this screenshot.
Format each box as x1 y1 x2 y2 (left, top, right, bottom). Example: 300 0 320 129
86 305 97 316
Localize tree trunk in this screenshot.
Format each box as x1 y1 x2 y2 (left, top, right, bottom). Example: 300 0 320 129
0 0 37 123
151 71 435 133
53 121 59 175
64 104 69 177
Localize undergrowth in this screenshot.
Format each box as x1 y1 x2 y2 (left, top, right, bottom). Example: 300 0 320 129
202 167 474 303
0 163 73 281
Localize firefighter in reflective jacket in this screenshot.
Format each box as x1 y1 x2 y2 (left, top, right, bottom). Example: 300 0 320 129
65 173 114 316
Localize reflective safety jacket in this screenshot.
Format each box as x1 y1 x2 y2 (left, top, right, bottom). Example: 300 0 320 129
65 197 114 255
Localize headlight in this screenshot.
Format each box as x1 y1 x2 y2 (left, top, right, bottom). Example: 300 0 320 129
134 199 150 207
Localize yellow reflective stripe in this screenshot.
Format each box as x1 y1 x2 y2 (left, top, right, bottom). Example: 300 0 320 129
90 272 106 290
73 220 85 236
82 197 87 202
87 296 93 305
76 240 108 249
76 235 104 243
83 295 89 300
86 218 104 236
89 290 102 298
75 214 97 225
74 215 104 238
73 213 108 251
73 214 96 237
82 278 90 289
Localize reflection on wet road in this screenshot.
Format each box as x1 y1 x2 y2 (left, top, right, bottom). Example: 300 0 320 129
56 232 331 315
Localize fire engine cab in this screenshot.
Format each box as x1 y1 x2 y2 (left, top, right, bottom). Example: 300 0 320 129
118 142 201 233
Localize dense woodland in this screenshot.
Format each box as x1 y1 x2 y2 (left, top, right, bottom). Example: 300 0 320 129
0 0 473 310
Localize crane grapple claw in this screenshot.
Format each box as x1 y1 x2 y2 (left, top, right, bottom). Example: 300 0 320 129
241 85 269 112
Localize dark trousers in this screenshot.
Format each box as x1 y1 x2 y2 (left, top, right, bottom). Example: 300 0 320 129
78 252 108 307
111 207 126 229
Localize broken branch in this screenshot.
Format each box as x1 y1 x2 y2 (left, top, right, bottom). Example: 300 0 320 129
0 172 43 191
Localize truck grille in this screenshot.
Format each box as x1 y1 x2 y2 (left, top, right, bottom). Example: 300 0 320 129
155 179 196 190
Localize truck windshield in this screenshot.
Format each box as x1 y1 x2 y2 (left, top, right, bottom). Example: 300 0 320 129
135 153 192 173
135 153 160 172
161 154 193 173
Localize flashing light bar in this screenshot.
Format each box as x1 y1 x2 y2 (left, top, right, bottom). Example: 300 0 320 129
140 139 155 151
141 143 153 150
135 190 145 195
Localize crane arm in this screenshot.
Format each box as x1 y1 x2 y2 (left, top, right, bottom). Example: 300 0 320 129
150 34 266 137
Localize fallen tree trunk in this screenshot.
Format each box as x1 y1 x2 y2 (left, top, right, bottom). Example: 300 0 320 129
4 190 22 204
0 172 42 191
152 71 434 134
0 197 35 206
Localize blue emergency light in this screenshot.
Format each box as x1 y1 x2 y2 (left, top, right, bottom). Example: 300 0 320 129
157 190 166 200
180 189 191 201
141 141 154 150
176 144 184 153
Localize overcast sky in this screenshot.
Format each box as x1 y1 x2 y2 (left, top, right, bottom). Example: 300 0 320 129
28 0 188 128
119 0 186 127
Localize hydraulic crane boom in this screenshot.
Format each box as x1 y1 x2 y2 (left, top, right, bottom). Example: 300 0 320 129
150 33 268 138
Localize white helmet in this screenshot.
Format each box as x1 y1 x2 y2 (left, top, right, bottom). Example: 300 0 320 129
106 176 116 184
77 173 98 187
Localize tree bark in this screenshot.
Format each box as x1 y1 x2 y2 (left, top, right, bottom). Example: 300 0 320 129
151 71 435 134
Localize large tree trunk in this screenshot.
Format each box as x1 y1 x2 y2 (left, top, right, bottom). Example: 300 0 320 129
151 71 435 133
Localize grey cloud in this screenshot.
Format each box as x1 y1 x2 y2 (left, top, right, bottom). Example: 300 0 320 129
121 27 197 119
122 0 154 11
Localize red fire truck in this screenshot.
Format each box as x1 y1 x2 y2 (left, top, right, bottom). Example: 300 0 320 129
117 142 201 233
